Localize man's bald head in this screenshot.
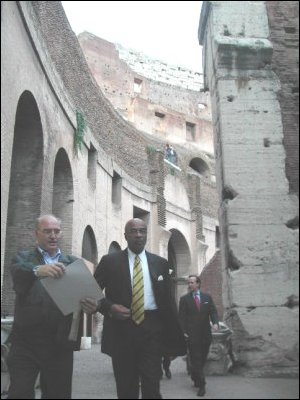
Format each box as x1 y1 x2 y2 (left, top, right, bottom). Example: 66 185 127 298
124 218 147 254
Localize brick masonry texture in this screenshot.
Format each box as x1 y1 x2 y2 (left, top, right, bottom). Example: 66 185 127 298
266 1 299 196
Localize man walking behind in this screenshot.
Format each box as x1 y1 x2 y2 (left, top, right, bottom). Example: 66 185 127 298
179 275 219 397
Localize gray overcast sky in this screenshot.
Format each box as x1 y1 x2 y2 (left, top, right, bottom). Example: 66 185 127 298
62 1 203 72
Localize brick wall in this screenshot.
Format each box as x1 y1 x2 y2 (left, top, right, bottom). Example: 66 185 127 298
200 250 223 319
266 1 299 197
200 179 218 219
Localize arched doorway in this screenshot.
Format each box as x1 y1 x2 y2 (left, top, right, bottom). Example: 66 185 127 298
3 91 43 315
82 225 98 267
189 157 210 179
52 148 73 255
108 241 122 254
81 225 98 338
168 229 191 303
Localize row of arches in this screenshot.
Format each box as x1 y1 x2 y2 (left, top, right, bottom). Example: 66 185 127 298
2 90 193 314
83 227 191 279
2 91 76 313
83 226 191 308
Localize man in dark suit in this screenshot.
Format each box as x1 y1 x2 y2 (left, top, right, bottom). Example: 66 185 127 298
179 275 219 397
6 215 83 399
82 218 186 399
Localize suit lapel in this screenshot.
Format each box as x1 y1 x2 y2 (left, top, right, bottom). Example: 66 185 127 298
146 251 159 282
59 254 71 264
34 248 46 264
121 249 132 297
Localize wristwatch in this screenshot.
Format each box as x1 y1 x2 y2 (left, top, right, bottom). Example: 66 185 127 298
32 266 40 277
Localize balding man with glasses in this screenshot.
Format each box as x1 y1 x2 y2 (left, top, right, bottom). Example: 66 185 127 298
6 214 83 399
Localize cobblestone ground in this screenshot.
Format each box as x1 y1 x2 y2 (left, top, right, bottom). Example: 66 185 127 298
71 344 299 399
1 344 299 399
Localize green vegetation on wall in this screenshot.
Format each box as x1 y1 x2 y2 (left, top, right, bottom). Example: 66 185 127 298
145 144 157 156
74 110 86 154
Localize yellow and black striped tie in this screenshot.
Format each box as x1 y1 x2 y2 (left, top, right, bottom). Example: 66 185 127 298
131 255 144 325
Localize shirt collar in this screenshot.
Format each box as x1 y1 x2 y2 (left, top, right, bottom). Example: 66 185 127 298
37 246 61 259
127 247 146 260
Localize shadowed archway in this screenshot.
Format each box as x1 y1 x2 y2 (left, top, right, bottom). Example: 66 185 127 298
3 91 43 314
52 148 74 255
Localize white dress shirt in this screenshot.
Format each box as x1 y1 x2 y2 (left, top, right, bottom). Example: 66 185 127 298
37 246 61 264
127 248 157 310
193 290 201 303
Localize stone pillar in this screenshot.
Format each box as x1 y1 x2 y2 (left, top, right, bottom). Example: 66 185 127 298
92 312 103 344
147 148 166 229
199 1 299 376
197 239 208 274
157 226 172 259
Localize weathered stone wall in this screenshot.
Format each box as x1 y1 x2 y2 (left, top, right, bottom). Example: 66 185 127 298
78 33 214 154
200 178 219 219
199 1 299 376
116 41 204 90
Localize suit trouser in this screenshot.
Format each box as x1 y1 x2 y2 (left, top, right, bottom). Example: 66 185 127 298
188 341 210 387
111 312 163 399
7 338 73 399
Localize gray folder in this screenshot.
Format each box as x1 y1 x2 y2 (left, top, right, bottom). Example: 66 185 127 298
41 258 103 315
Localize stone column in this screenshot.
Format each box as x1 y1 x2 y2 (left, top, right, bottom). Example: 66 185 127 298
157 226 172 259
197 239 208 274
199 1 299 376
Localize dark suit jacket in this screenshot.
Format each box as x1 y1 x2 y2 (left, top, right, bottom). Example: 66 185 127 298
179 291 219 348
94 249 186 357
10 248 82 350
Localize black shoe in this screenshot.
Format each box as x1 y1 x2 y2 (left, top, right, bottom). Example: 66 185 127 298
197 386 206 397
165 369 172 379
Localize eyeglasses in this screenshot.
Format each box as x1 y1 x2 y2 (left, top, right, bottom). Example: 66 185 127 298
38 229 61 236
128 228 147 235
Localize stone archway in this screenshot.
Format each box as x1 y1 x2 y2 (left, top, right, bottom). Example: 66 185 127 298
168 229 191 303
108 241 122 254
189 157 210 179
81 225 98 338
3 91 43 315
82 225 98 267
52 148 73 255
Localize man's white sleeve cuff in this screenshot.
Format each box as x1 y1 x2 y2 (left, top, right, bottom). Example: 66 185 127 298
32 266 40 276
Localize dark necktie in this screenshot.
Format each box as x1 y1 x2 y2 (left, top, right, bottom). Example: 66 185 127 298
194 293 200 311
131 255 144 325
